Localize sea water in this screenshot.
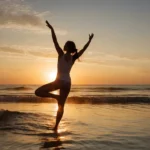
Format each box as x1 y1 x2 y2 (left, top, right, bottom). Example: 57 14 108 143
0 84 150 103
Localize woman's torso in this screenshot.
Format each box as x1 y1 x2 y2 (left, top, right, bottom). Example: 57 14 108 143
56 54 74 83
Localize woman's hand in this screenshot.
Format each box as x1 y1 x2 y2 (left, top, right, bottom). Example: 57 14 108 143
46 20 53 29
89 33 94 41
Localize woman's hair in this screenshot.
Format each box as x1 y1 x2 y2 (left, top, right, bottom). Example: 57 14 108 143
64 41 77 53
64 41 79 60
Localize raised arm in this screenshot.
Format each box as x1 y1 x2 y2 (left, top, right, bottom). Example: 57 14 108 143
46 20 64 56
78 33 94 58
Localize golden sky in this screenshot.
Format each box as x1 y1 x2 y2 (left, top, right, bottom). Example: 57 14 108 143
0 0 150 85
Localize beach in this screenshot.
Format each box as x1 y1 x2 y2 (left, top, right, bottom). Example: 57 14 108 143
0 103 150 150
0 85 150 149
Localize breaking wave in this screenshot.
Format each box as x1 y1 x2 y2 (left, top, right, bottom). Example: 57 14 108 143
0 95 150 104
0 86 32 91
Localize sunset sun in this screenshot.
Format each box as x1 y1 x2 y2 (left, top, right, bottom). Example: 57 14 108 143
49 70 57 82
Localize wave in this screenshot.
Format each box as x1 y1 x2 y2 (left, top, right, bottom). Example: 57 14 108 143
1 85 150 94
0 110 25 121
68 96 150 104
0 86 32 91
71 87 150 92
0 110 53 135
0 95 150 104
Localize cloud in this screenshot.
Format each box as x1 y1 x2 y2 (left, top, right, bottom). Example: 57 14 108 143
0 0 43 27
0 46 24 54
0 0 67 35
0 45 57 59
80 51 150 67
27 50 56 58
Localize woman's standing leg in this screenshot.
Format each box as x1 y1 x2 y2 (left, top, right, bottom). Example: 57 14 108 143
53 82 71 131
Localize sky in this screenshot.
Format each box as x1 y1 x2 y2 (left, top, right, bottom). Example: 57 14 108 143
0 0 150 85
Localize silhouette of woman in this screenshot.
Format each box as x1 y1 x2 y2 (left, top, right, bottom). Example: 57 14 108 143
35 20 94 131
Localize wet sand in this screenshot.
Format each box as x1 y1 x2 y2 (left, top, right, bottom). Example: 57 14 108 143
0 103 150 149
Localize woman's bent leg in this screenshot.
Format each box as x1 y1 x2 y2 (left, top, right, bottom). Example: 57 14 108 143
54 82 71 131
35 80 60 99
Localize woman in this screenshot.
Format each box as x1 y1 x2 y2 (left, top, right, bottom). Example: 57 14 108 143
35 20 94 131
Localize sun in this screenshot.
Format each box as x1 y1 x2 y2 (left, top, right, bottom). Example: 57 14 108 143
49 70 57 82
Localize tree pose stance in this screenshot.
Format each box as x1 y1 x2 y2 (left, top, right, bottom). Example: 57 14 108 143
35 20 94 131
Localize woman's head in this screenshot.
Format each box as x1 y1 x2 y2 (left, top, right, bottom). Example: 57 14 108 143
64 41 77 53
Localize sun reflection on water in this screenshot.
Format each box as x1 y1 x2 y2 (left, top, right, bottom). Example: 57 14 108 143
57 128 67 134
53 104 58 115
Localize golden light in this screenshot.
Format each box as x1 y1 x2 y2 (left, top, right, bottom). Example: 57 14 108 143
53 104 59 117
48 70 57 82
55 103 58 112
57 128 67 134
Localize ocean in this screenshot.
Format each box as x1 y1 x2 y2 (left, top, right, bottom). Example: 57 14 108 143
0 84 150 149
0 84 150 103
